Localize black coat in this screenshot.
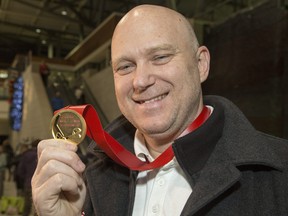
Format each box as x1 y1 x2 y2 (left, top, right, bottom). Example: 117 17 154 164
83 95 288 215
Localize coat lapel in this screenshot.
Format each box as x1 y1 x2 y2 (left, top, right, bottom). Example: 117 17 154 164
181 162 241 215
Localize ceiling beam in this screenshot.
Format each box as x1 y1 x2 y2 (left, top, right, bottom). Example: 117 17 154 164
13 0 90 27
55 0 96 28
0 20 80 39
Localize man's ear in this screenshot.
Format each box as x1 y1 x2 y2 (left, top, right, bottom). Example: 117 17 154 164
197 46 210 83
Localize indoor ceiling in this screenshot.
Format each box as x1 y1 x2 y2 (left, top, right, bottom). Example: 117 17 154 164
0 0 267 69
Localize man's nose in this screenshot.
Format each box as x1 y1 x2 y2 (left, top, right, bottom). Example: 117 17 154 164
132 63 156 91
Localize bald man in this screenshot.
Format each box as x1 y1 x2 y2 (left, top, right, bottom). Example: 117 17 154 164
32 5 288 216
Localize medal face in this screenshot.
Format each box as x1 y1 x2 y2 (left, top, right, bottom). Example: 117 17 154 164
51 109 87 145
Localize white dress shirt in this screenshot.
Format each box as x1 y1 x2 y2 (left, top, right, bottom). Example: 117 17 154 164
132 131 192 216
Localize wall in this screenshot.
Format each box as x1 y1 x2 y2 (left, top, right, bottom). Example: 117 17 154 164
0 100 10 135
82 67 121 123
203 1 287 138
19 64 53 142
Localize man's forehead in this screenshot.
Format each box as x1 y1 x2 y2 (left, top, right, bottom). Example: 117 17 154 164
111 43 178 64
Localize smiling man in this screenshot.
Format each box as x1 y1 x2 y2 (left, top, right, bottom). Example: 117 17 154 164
32 4 288 216
111 6 209 158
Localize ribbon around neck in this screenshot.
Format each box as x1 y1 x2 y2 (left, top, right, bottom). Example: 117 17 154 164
61 104 210 171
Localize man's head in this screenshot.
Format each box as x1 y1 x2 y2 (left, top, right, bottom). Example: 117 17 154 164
111 5 210 144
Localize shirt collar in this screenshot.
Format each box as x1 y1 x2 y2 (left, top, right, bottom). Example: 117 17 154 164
134 130 154 162
134 105 214 164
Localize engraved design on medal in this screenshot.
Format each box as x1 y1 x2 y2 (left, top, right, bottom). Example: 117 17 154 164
51 109 87 145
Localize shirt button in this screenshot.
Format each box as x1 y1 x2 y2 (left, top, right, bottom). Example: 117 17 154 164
152 204 159 213
158 178 165 186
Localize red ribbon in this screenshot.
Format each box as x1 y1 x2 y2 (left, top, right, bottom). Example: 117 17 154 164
62 105 210 171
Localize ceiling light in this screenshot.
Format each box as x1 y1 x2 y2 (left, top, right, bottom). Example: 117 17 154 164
36 28 41 33
61 10 67 16
0 70 8 78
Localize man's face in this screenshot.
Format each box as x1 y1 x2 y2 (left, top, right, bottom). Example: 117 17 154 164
111 9 206 141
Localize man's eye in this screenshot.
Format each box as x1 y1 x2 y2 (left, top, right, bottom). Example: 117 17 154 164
118 65 130 71
153 54 172 64
115 64 134 75
154 55 167 60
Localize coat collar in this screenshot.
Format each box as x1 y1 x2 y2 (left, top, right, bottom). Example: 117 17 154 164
173 95 283 180
177 95 284 214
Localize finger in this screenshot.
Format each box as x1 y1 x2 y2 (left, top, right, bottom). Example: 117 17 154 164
33 158 84 188
37 139 77 160
45 172 83 196
35 143 85 176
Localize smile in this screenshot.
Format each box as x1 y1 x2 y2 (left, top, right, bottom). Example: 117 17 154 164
138 94 167 104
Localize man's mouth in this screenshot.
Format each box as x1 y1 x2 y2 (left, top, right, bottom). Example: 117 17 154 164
137 93 167 104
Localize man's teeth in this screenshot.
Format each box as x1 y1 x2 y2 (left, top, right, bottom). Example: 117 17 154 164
140 94 166 104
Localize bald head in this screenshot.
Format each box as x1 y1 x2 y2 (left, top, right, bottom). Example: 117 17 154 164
110 4 210 144
111 5 199 56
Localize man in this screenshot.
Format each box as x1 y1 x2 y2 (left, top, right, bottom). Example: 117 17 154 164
39 60 50 87
16 139 40 216
32 5 288 216
0 144 7 198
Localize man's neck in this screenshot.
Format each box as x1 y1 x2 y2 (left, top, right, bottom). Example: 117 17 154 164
142 133 176 159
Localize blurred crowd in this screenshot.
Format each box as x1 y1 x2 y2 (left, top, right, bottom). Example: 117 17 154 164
0 138 39 216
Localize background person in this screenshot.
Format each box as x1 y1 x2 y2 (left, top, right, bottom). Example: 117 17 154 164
0 144 7 197
39 60 50 87
2 139 15 181
50 91 65 112
74 85 85 105
17 139 40 216
13 143 30 196
31 5 288 216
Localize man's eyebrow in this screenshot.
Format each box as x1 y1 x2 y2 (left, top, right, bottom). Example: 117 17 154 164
145 44 177 55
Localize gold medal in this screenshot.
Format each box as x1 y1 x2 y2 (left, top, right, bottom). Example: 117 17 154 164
50 109 87 145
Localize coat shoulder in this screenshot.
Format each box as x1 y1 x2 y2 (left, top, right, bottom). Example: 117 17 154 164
260 132 288 164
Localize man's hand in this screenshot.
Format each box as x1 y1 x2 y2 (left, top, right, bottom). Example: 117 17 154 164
32 139 87 216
